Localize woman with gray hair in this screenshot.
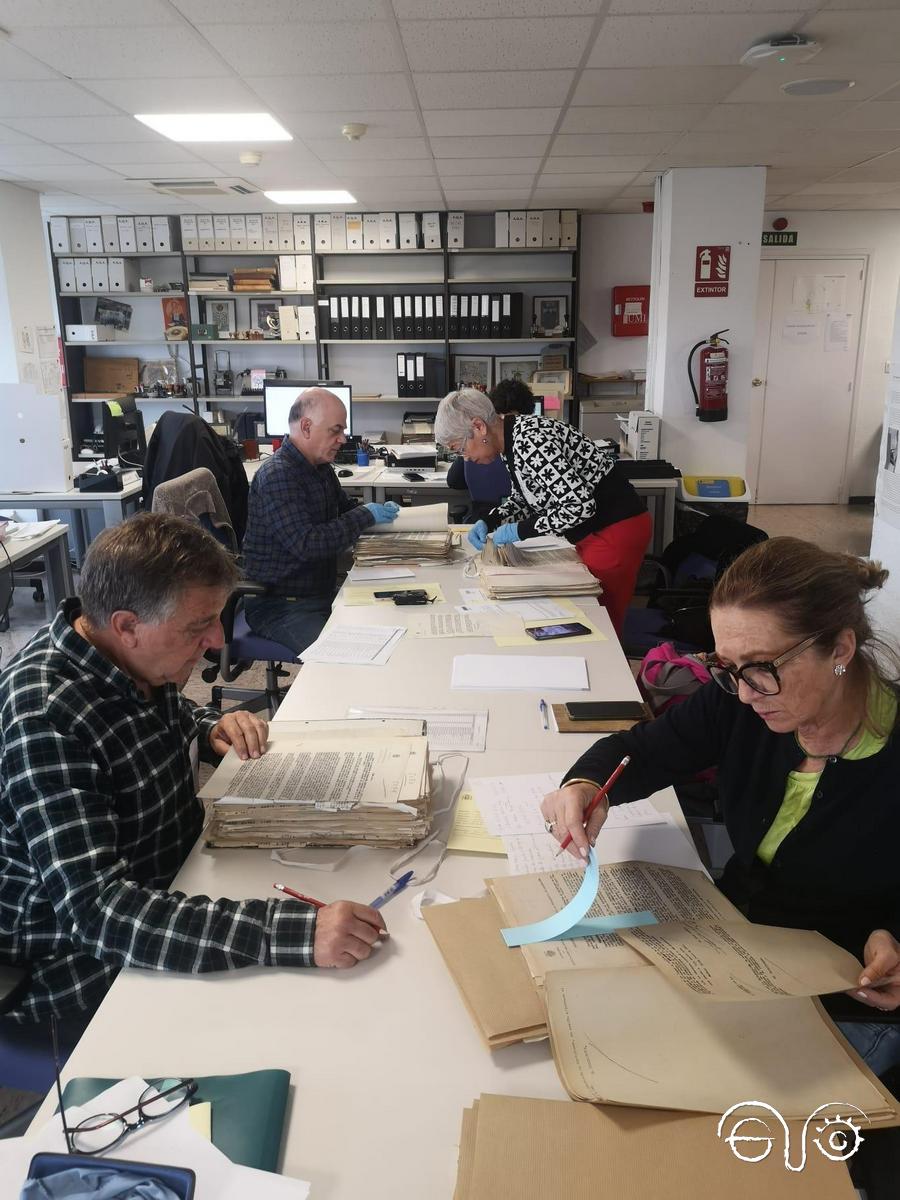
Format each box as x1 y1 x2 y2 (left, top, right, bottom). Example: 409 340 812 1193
435 388 651 637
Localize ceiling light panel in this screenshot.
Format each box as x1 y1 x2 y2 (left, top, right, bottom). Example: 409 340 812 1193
134 113 292 142
265 189 357 204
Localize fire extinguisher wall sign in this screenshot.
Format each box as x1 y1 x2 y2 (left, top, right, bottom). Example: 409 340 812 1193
694 245 730 298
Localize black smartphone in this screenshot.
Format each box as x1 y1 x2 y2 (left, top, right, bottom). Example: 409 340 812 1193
564 701 647 721
372 589 427 600
524 621 592 641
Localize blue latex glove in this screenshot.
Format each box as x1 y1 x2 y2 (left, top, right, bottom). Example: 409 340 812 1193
492 522 520 546
364 501 400 524
467 520 488 551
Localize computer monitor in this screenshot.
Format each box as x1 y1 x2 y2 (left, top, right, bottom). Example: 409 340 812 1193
263 380 353 438
101 395 146 467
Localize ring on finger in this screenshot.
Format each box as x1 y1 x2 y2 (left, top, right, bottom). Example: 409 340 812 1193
544 819 556 833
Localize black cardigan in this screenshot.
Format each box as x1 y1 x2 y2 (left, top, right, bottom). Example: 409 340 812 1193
564 681 900 1022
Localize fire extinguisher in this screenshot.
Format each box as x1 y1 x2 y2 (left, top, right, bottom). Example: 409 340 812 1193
688 328 729 423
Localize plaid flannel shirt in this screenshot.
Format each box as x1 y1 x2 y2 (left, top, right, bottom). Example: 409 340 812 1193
242 440 374 597
0 601 318 1023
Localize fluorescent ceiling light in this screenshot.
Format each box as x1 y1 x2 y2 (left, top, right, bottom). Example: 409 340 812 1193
265 190 357 205
781 78 855 96
134 113 292 142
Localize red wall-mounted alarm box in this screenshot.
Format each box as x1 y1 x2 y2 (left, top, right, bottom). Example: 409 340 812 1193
611 285 650 337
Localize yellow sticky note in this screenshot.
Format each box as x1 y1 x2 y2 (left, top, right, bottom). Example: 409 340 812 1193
448 790 506 855
188 1102 212 1141
493 618 607 647
343 582 446 606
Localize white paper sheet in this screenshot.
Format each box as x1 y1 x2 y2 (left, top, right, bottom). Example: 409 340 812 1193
348 566 416 581
406 611 497 638
348 705 489 752
457 588 573 621
300 624 405 666
470 772 662 836
503 814 706 877
451 654 588 691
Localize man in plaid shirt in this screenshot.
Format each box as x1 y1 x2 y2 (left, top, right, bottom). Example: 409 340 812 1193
0 514 387 1079
242 387 399 653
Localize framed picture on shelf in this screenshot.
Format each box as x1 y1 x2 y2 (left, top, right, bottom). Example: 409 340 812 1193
531 369 572 397
454 354 492 393
249 297 283 338
532 295 568 337
204 298 236 337
494 355 541 385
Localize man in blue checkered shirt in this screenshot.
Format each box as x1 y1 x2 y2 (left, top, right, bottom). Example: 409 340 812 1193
0 514 387 1084
242 387 399 653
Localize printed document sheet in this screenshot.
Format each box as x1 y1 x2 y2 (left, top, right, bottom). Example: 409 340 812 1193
451 654 588 691
300 624 405 665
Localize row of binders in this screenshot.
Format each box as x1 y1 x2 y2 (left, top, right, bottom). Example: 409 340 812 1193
396 353 445 398
57 257 141 293
50 215 176 255
449 293 523 339
316 294 444 340
179 211 454 253
495 209 578 249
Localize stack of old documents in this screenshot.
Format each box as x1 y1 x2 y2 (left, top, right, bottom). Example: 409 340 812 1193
476 537 600 600
354 502 455 566
200 719 431 849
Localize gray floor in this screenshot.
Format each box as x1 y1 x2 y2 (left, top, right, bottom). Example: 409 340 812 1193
0 502 876 693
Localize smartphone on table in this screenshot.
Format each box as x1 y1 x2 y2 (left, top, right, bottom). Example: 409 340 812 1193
564 701 647 721
524 622 592 642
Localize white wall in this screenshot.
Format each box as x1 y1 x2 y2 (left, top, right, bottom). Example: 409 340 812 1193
0 181 59 388
760 209 900 498
578 214 652 376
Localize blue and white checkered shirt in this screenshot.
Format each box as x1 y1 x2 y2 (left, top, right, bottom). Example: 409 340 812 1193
0 601 317 1023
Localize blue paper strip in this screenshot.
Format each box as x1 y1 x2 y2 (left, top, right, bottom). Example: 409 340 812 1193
500 849 658 947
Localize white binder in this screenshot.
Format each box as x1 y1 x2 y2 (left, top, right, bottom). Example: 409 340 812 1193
245 214 263 250
278 213 295 250
116 217 136 253
526 211 543 248
314 213 332 251
152 216 173 252
495 211 509 248
228 214 247 251
83 217 103 253
57 258 77 292
447 211 464 248
509 211 526 248
346 213 364 250
363 213 380 251
542 209 560 248
74 258 93 291
330 213 347 251
379 212 397 249
213 215 230 251
179 215 198 252
90 258 108 291
49 217 70 253
196 215 215 251
398 213 419 249
293 213 311 251
422 212 441 248
68 218 87 253
263 213 279 250
134 216 153 252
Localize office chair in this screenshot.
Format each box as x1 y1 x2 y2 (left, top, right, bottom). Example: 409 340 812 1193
151 471 295 718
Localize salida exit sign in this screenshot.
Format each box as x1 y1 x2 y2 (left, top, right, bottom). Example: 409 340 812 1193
762 231 798 245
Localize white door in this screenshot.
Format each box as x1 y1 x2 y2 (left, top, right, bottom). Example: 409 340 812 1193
751 258 865 503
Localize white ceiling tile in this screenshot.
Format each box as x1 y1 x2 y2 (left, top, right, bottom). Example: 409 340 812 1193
831 102 900 130
552 132 676 155
245 74 414 113
395 0 600 13
321 161 438 178
12 163 123 181
560 105 710 133
430 135 550 159
413 70 574 109
306 137 431 161
763 195 861 208
423 109 560 137
595 199 645 211
2 116 170 143
667 130 793 155
723 64 900 104
544 154 655 172
652 148 777 167
0 123 45 145
172 0 383 19
64 143 204 166
0 81 117 118
434 157 544 175
445 198 532 210
539 171 638 187
797 180 900 193
220 166 341 187
0 0 178 24
633 172 661 185
765 168 834 187
12 28 229 80
0 145 98 167
798 10 900 65
200 21 403 74
767 130 900 164
109 162 234 180
353 186 444 201
83 78 263 115
588 13 809 69
0 42 60 79
277 111 423 139
437 174 536 188
400 18 594 72
612 0 815 10
694 101 858 131
573 67 747 106
201 148 323 173
619 186 656 198
841 193 900 208
442 189 534 201
819 152 900 181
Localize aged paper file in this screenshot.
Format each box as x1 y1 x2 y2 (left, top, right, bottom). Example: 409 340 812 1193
620 920 861 1000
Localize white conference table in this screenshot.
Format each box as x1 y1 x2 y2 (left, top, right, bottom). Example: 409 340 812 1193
32 556 689 1199
2 523 75 623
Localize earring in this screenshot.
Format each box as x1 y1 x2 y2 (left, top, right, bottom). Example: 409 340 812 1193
834 663 847 677
482 438 488 444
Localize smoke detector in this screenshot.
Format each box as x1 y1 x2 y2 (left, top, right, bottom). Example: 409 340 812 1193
239 150 263 167
341 123 368 142
740 34 821 68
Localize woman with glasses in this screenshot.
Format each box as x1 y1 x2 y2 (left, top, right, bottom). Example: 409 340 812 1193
541 536 900 1077
434 388 652 637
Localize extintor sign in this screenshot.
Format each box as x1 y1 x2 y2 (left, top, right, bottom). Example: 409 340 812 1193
695 245 731 297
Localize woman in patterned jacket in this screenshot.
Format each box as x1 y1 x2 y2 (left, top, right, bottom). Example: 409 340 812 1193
435 388 651 636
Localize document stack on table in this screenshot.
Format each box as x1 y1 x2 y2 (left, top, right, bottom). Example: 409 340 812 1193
354 501 456 565
200 720 432 849
476 537 600 599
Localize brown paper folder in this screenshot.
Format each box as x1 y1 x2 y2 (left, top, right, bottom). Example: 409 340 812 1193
551 701 652 732
423 896 547 1048
456 1094 858 1199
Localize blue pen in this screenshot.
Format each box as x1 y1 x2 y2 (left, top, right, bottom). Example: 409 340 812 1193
369 870 414 910
539 698 549 731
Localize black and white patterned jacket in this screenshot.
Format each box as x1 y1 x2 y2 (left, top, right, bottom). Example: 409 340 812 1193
486 414 644 542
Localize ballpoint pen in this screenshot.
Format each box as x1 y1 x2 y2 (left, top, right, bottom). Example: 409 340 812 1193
539 698 549 731
369 870 414 910
554 755 631 858
273 882 326 909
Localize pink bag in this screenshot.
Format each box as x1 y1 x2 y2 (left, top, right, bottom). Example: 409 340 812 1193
638 641 712 717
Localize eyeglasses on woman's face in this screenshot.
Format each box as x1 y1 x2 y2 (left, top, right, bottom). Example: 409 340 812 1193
709 632 822 696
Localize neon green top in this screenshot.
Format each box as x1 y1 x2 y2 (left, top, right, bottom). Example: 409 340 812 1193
756 679 897 865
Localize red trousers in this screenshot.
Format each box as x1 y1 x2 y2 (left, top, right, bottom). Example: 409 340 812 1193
575 511 653 639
